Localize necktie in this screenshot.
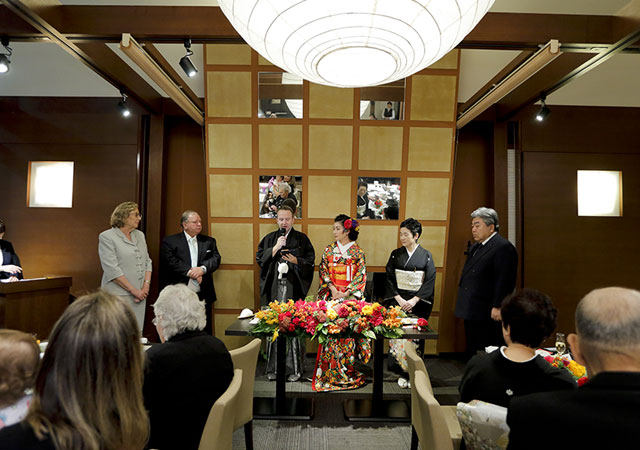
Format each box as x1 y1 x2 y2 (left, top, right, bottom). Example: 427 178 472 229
469 242 482 258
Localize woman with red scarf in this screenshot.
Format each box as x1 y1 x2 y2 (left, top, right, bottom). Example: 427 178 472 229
313 214 370 391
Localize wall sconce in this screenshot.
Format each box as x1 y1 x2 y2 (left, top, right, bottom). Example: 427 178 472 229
577 170 622 217
28 161 74 208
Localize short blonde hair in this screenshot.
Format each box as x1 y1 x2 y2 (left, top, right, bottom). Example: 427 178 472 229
0 330 40 407
110 201 138 228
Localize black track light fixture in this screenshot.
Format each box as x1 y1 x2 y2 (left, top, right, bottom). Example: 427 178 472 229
117 92 131 118
179 39 198 78
0 37 12 74
536 95 551 122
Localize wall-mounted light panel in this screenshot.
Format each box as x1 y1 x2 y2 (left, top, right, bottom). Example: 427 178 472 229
577 170 622 217
28 161 74 208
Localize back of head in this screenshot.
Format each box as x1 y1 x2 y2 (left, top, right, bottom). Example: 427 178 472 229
153 284 206 341
0 329 40 408
576 287 640 369
501 289 557 348
27 290 148 450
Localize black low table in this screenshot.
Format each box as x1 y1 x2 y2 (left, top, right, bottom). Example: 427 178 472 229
343 327 439 422
225 318 314 420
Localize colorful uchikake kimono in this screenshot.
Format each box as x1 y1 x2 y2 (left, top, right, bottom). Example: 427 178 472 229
313 241 371 392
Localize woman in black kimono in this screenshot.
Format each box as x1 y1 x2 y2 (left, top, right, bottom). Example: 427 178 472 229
385 217 436 387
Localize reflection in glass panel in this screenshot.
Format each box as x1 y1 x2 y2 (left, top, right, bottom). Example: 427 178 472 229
360 79 405 120
356 177 401 220
259 175 303 218
258 72 303 118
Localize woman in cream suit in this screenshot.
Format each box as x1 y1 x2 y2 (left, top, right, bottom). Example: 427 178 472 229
98 202 152 330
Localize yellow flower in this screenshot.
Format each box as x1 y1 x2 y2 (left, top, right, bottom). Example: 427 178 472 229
327 308 338 320
361 305 373 316
272 329 279 340
372 302 381 310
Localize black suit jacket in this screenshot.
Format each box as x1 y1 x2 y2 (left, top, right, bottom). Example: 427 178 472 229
159 232 221 303
143 330 233 450
0 239 23 280
507 371 640 449
455 233 517 321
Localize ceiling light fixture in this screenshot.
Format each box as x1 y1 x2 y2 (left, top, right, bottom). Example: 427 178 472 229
118 92 131 118
179 38 198 78
535 95 550 122
119 34 204 125
0 37 12 74
218 0 495 88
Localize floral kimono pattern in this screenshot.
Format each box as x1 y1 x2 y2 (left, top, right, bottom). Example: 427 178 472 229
313 241 371 391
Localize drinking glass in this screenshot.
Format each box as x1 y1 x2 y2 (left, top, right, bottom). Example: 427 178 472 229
555 332 567 356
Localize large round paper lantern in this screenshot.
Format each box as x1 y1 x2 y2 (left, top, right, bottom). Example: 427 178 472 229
218 0 494 88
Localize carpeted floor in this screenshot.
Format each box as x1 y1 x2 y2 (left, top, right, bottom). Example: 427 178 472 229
231 353 465 449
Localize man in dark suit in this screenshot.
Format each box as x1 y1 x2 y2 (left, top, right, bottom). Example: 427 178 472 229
160 210 221 334
455 207 518 357
0 218 23 281
507 287 640 449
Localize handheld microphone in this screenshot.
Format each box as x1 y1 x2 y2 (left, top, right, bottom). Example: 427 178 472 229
278 228 286 237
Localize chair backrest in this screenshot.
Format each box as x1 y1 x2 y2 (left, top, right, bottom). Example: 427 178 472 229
229 338 261 429
198 368 243 450
405 342 433 395
414 371 454 450
456 400 509 450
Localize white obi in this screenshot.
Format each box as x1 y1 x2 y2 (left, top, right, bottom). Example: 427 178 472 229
395 269 425 291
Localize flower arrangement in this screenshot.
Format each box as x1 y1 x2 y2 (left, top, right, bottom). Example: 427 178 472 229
252 297 406 345
343 218 360 232
543 355 588 386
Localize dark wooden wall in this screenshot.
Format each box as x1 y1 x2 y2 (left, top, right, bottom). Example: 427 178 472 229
440 106 640 351
0 97 140 295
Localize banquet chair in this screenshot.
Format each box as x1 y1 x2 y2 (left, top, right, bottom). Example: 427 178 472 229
456 400 509 450
229 338 261 450
406 344 461 450
414 370 458 450
198 368 243 450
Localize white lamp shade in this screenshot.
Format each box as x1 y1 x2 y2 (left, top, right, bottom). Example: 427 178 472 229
219 0 494 88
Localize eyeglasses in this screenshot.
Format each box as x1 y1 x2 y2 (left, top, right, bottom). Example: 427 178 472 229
152 317 159 326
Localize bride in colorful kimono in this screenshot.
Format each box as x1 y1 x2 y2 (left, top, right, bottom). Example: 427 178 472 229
312 214 370 392
385 218 436 388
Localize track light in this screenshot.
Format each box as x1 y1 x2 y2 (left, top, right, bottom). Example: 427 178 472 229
117 92 131 118
0 37 12 74
179 39 197 78
536 96 551 122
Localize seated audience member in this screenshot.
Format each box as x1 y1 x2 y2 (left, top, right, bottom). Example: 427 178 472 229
0 330 39 430
459 289 575 407
144 284 233 450
507 287 640 449
0 290 149 450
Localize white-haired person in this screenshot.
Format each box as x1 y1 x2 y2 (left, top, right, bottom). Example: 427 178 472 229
144 284 233 450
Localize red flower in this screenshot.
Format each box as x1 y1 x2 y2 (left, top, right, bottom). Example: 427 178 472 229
344 219 352 229
338 305 349 318
316 310 327 323
577 377 589 387
417 318 428 328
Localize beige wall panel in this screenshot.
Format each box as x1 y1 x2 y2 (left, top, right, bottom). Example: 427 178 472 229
309 84 354 119
308 272 320 299
407 127 454 172
428 49 459 69
214 313 252 350
210 223 254 264
208 124 252 168
308 125 353 170
425 316 439 354
405 178 450 221
207 72 252 118
258 55 274 65
205 44 252 65
212 270 254 309
357 225 398 267
419 226 447 267
259 125 303 169
307 176 351 218
410 75 457 122
209 174 253 217
307 224 333 265
259 223 279 240
432 272 443 312
358 127 403 170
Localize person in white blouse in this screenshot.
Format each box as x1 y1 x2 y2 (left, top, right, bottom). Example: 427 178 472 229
98 201 152 331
